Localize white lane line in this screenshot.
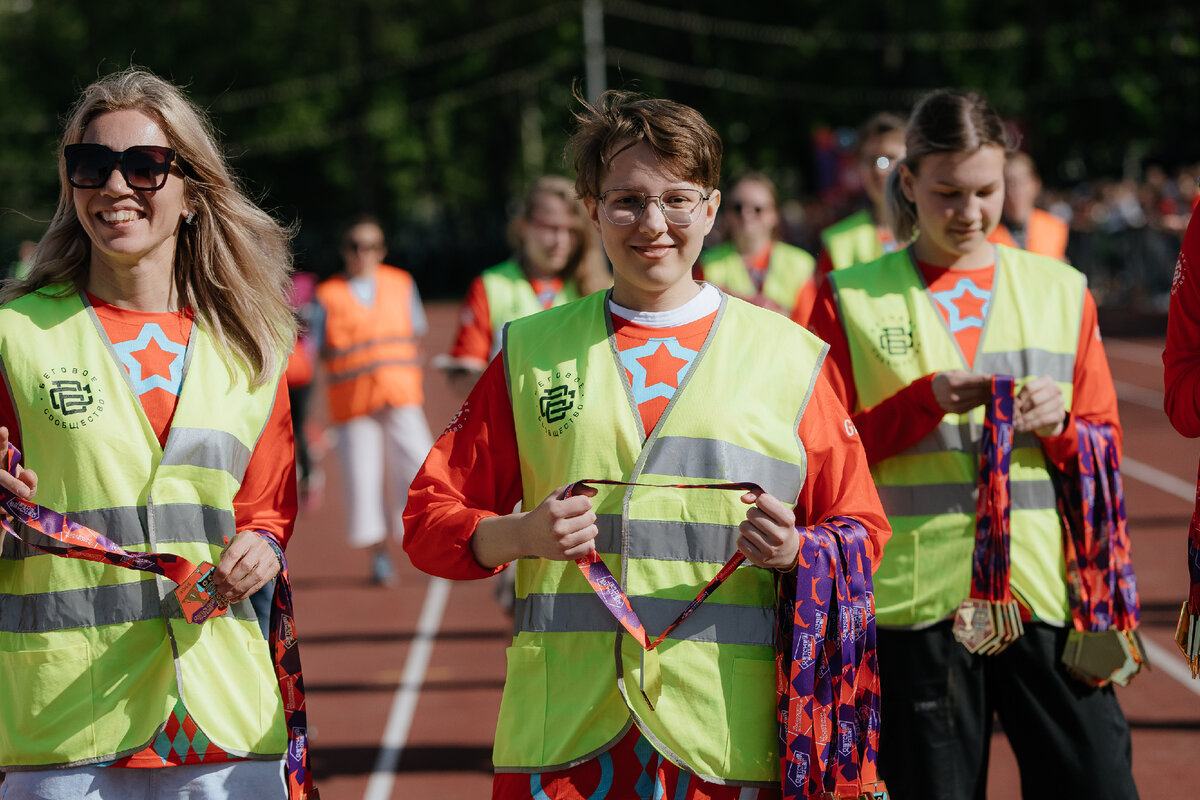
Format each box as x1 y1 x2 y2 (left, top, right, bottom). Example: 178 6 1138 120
1114 380 1163 410
1116 457 1200 696
1106 338 1164 366
363 577 452 800
1121 457 1195 503
1140 634 1200 698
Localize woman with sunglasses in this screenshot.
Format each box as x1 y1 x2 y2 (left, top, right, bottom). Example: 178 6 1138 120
0 69 302 799
694 172 818 323
310 216 434 586
438 175 610 393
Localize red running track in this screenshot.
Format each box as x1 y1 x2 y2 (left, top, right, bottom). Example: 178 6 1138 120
291 303 1200 799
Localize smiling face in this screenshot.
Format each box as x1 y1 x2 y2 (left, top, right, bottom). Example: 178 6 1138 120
73 109 190 293
901 144 1005 269
584 141 719 312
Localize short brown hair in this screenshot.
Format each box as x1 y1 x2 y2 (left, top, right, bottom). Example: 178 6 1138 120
566 89 722 199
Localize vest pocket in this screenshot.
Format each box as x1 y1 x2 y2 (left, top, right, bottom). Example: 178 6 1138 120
493 645 545 765
725 656 777 779
0 644 96 763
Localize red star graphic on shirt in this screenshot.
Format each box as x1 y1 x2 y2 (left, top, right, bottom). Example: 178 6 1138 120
131 337 177 383
637 342 690 389
952 290 988 322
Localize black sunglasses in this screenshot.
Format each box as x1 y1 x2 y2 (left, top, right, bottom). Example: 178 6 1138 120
64 144 178 191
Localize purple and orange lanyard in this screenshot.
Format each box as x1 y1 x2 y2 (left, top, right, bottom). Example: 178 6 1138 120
564 479 886 800
961 376 1142 678
1 443 319 799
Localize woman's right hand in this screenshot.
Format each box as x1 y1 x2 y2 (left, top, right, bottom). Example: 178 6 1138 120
0 426 37 501
931 370 993 414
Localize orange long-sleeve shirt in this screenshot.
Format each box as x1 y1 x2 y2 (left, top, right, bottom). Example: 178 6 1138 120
1164 212 1200 436
404 308 891 576
807 263 1120 471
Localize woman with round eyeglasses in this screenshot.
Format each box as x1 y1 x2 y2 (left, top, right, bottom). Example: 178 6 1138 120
811 111 908 283
438 175 610 393
405 90 888 800
695 172 818 323
0 69 303 799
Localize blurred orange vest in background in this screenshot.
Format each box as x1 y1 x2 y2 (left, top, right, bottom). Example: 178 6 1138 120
989 208 1070 262
317 265 422 423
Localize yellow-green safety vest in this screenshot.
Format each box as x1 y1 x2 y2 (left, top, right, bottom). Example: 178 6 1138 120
820 210 885 271
0 287 286 768
481 260 580 359
699 241 815 313
499 290 826 785
829 246 1084 627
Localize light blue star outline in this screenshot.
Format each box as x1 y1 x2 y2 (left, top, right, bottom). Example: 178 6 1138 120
619 337 698 406
112 323 186 397
931 277 991 333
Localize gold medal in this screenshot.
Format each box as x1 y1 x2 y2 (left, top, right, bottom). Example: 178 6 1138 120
1061 628 1146 686
1174 602 1200 678
953 598 998 654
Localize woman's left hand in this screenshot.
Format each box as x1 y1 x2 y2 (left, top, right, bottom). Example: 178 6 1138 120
213 531 281 603
1015 375 1066 437
737 489 800 570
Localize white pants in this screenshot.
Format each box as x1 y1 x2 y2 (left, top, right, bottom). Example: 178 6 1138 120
333 404 433 548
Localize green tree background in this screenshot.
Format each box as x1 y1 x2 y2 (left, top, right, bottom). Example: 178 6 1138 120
1 0 1197 296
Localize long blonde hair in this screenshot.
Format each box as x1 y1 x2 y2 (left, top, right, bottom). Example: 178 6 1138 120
0 68 295 387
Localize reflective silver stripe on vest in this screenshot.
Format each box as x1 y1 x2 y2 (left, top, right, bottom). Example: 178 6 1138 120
1 505 233 560
0 580 256 633
160 428 252 481
875 479 1057 517
593 515 738 565
975 349 1074 383
322 335 416 361
642 436 804 502
513 591 775 647
904 421 1042 456
325 358 421 385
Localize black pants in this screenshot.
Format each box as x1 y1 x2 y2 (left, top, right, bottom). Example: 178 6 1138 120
876 622 1138 800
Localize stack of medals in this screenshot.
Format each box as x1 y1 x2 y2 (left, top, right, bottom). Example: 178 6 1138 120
0 443 321 799
778 518 888 800
952 375 1024 655
1178 462 1200 677
1051 419 1144 686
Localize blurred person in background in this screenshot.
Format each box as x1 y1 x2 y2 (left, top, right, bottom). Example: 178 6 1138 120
0 67 302 799
313 216 432 586
4 241 35 281
813 111 908 279
694 171 817 322
989 151 1070 261
437 175 609 393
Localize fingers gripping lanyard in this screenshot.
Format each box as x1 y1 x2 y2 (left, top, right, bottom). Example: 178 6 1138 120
563 479 758 710
778 519 887 800
1 444 320 799
952 376 1024 655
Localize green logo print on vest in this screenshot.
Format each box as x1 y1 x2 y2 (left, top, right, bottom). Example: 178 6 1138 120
36 365 107 430
536 368 584 435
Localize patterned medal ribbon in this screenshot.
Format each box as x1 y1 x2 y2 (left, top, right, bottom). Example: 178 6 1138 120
562 479 760 654
1052 420 1145 686
1 443 320 799
1184 463 1200 677
953 375 1023 655
778 518 886 800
